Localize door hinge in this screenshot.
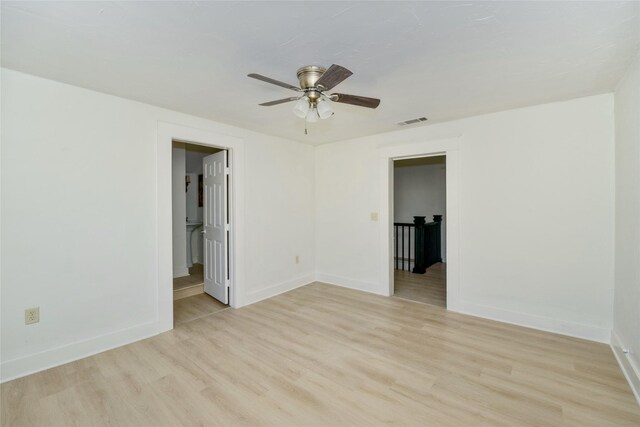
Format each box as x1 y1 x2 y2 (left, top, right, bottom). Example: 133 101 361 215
225 167 230 175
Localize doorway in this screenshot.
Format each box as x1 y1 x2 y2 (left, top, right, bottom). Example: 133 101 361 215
172 141 230 324
378 137 459 311
157 123 245 333
392 155 446 307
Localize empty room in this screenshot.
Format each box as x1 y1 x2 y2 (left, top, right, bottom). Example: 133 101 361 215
1 1 639 426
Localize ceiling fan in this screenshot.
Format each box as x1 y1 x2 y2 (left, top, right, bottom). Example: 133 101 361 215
248 64 380 132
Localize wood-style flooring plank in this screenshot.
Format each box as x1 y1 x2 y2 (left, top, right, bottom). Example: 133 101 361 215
2 282 638 426
394 262 446 307
173 293 228 325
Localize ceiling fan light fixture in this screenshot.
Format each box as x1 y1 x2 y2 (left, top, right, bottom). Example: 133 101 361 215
249 64 380 132
292 97 310 118
316 98 333 119
306 106 319 123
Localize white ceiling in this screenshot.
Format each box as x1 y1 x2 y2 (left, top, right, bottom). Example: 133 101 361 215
2 1 639 145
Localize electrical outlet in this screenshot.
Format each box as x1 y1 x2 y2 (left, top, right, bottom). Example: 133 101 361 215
295 255 300 264
25 307 40 325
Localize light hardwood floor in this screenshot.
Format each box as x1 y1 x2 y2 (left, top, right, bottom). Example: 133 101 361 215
173 263 204 291
174 264 206 300
394 262 446 307
2 283 639 426
173 293 228 325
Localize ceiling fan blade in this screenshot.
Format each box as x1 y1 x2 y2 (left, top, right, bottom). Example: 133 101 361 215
259 97 300 106
332 93 381 109
315 64 353 90
248 73 300 91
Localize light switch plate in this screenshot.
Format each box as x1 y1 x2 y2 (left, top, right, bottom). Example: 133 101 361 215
371 212 379 221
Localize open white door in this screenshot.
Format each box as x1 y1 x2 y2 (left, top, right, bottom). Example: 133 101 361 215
203 151 228 304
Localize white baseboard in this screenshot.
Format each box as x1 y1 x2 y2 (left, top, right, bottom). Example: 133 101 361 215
315 273 387 296
241 274 315 306
304 273 612 344
1 321 158 383
2 274 616 387
455 301 611 343
316 275 608 343
173 266 189 278
611 330 640 406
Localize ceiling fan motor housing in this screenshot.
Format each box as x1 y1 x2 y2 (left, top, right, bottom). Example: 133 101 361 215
297 65 326 102
249 64 380 110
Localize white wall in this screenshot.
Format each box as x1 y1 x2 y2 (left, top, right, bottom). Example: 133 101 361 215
185 173 199 224
172 143 188 277
185 172 200 264
394 162 447 262
316 94 615 342
0 68 315 381
612 51 640 402
0 66 622 383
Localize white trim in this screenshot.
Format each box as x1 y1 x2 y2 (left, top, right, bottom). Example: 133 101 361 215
376 136 615 345
157 122 246 335
173 267 189 278
1 322 157 383
243 275 315 306
457 300 611 343
611 330 640 405
378 137 461 311
315 273 387 296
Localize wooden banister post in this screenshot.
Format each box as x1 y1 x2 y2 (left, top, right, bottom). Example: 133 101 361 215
412 216 426 274
433 215 443 263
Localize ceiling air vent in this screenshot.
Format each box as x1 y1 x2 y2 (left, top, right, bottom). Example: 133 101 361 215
397 117 428 126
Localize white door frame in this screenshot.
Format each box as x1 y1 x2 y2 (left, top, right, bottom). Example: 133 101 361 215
156 122 245 333
378 137 460 311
